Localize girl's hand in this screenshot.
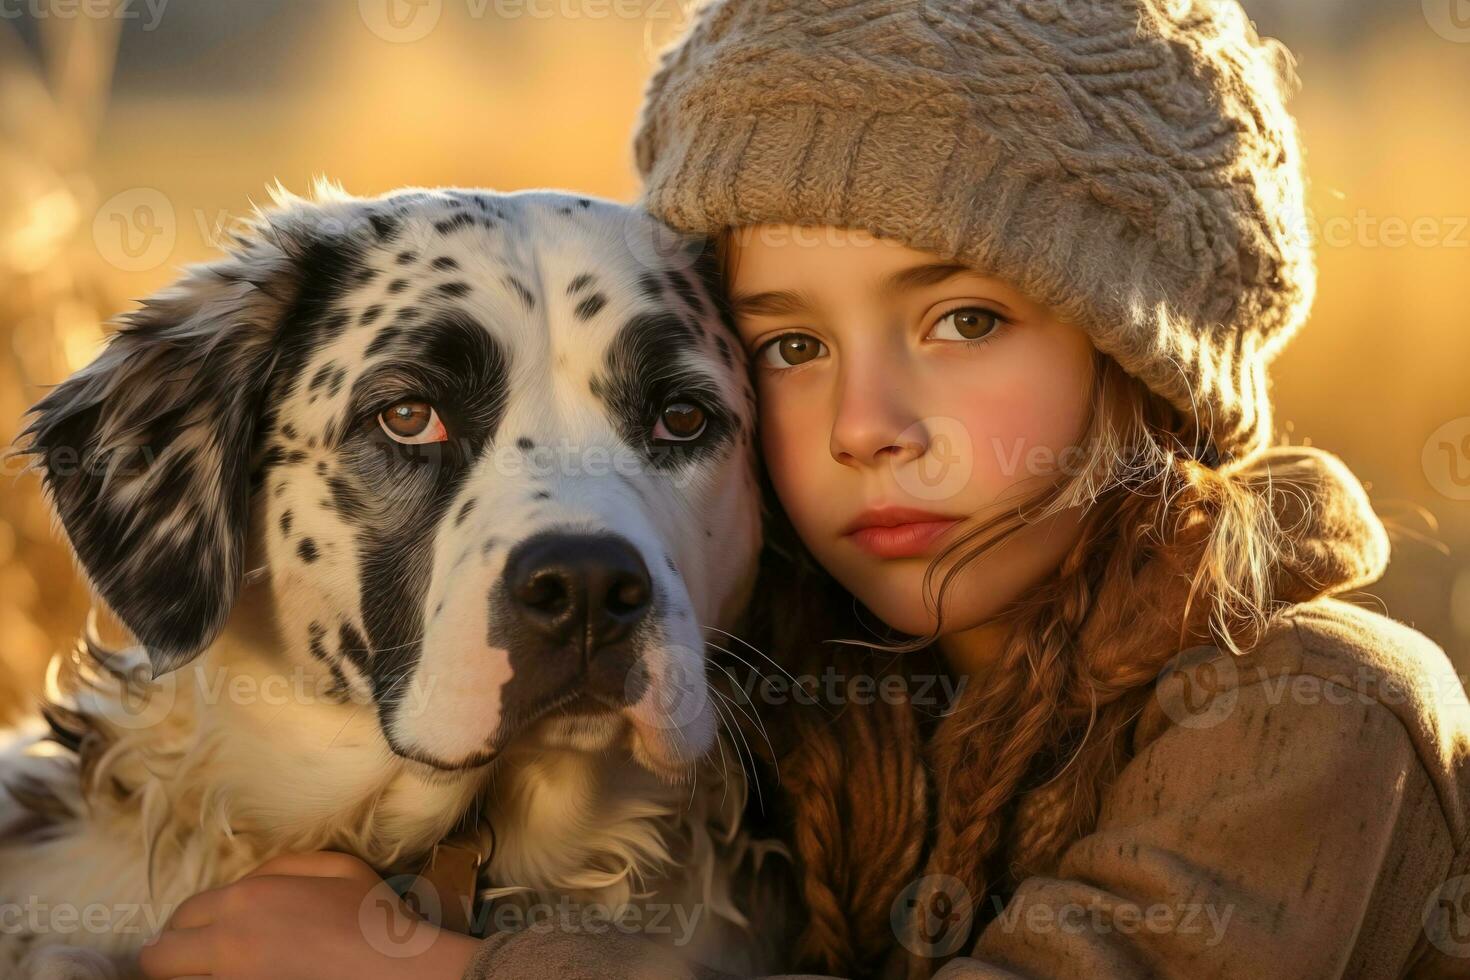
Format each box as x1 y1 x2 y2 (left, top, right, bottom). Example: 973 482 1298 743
138 851 480 980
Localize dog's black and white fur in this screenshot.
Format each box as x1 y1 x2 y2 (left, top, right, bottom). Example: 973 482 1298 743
0 182 774 976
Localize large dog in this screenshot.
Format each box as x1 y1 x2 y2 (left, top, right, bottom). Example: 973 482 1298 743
0 183 771 976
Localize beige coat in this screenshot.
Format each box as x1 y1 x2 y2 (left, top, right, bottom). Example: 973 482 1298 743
461 448 1470 979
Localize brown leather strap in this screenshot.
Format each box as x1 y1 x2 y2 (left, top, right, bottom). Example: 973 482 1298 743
409 822 491 935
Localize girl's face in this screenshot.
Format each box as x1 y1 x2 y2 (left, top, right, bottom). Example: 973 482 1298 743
727 225 1096 637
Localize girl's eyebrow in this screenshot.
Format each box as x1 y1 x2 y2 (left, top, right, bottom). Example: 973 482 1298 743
876 261 977 297
728 261 978 318
728 286 822 319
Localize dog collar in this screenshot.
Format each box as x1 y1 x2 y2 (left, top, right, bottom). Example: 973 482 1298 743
411 820 493 935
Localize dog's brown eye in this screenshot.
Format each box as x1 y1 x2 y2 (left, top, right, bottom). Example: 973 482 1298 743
378 401 447 445
653 402 706 442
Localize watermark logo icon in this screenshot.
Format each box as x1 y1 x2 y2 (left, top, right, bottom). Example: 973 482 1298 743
1424 417 1470 501
635 648 710 732
620 208 704 274
360 874 441 958
890 874 974 959
359 0 442 42
1424 875 1470 958
1424 0 1470 41
93 188 175 273
1154 645 1239 730
71 644 179 732
892 417 974 502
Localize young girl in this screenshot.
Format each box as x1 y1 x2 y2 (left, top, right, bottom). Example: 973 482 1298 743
138 1 1470 978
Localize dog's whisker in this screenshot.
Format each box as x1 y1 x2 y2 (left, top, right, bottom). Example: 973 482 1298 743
709 686 763 814
704 644 780 780
707 669 776 799
703 650 769 752
703 692 744 815
706 702 742 817
701 624 802 686
705 696 734 816
705 632 837 722
324 704 364 750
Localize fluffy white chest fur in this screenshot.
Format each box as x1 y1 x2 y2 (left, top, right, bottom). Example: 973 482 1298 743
0 622 764 977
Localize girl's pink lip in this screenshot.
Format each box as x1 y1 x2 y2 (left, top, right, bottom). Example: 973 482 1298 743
845 519 962 559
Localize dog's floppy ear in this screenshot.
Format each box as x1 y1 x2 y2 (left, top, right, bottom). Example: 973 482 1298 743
18 192 342 677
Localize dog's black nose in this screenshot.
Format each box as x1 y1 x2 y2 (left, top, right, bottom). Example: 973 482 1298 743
502 533 652 654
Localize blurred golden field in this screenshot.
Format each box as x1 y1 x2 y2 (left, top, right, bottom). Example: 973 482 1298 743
2 0 1468 720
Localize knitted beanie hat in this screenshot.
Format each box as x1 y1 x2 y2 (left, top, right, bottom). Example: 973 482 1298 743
630 0 1315 462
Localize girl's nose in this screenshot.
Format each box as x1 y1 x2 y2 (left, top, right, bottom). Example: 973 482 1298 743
828 364 927 468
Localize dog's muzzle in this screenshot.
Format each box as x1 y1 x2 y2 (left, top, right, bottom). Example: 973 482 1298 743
494 530 656 726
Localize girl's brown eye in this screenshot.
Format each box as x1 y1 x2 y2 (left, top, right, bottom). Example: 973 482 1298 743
930 306 1003 342
378 401 448 445
759 333 827 370
653 401 707 442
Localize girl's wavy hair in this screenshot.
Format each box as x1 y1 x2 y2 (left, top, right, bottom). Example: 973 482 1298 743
714 229 1298 979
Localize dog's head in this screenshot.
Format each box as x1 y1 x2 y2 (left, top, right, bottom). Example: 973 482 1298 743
20 183 761 777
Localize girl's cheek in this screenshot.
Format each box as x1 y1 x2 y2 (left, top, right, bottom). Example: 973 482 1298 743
757 384 826 520
764 382 823 502
959 390 1074 494
938 337 1093 499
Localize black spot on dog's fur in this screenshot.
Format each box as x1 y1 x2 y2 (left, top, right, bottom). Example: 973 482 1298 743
338 623 369 671
326 366 349 399
319 311 351 341
307 622 328 660
432 257 459 271
516 437 534 451
665 268 706 316
436 214 476 235
574 293 606 322
309 363 336 393
635 272 663 300
567 273 594 295
369 214 400 242
456 498 476 527
504 275 535 311
435 282 471 299
298 538 319 563
326 475 368 523
365 327 404 359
